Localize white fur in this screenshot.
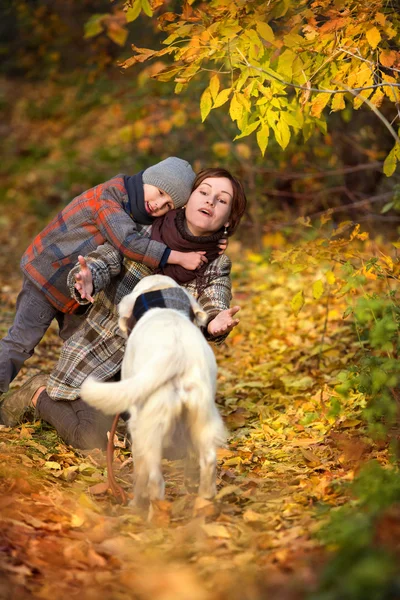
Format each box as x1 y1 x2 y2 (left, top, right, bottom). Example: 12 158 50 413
80 275 226 505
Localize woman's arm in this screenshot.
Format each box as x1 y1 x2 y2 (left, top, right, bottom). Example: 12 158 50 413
67 242 122 303
196 254 239 344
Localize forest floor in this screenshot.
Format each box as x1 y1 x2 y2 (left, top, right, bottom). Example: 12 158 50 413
0 241 391 600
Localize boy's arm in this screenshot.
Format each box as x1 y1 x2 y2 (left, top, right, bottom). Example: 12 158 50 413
95 181 167 269
67 242 122 303
96 180 216 272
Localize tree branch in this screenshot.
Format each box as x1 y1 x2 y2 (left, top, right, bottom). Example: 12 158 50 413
238 53 400 95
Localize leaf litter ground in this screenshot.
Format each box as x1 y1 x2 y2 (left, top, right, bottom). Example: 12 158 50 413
0 247 390 600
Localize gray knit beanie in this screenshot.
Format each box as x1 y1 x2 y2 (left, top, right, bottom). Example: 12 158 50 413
142 157 196 209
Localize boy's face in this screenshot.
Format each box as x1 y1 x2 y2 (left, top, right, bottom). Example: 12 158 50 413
143 184 174 217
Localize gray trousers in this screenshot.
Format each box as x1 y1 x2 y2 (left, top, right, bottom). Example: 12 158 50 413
0 277 85 393
36 390 114 450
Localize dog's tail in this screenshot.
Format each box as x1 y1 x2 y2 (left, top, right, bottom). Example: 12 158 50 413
80 358 182 415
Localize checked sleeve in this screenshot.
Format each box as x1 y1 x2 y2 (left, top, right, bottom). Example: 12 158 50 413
67 243 122 303
197 254 233 345
94 179 168 269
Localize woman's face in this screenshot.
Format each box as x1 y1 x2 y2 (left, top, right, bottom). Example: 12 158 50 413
185 177 233 237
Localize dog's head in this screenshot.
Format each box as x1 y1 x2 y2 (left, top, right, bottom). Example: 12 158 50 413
118 275 208 335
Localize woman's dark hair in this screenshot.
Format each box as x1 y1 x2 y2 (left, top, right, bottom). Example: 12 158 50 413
192 168 247 235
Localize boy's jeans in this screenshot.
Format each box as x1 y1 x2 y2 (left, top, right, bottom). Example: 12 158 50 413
0 277 85 393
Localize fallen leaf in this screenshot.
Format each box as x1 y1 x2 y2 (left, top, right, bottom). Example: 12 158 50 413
201 523 231 538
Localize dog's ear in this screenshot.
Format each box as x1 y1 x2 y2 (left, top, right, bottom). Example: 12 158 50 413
137 275 178 294
118 292 140 336
118 316 129 337
186 293 209 327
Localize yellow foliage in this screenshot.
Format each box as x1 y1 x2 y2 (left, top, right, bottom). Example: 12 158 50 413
212 142 230 158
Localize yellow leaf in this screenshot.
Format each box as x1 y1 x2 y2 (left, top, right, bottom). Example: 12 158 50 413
370 88 385 108
379 50 397 68
362 265 377 280
209 74 220 101
366 26 381 49
277 48 296 79
212 142 230 158
256 21 275 43
234 120 260 140
381 254 394 271
291 290 304 317
331 92 345 112
325 271 336 285
273 119 290 150
200 87 212 122
229 94 244 125
312 280 324 300
295 216 312 227
320 209 333 225
44 461 62 470
375 12 386 26
382 73 398 102
70 512 85 528
106 24 128 47
236 143 251 159
243 509 266 523
310 93 330 118
201 523 231 539
256 123 269 156
213 88 232 109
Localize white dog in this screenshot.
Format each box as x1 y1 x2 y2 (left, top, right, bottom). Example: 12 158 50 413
80 275 226 505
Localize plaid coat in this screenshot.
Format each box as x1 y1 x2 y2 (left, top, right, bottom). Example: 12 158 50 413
47 243 232 401
21 175 167 314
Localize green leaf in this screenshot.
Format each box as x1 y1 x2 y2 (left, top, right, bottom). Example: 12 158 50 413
126 1 142 22
256 21 275 43
141 0 153 17
84 14 106 39
383 143 400 177
200 88 212 122
381 201 394 214
256 123 269 155
291 290 304 316
312 280 324 299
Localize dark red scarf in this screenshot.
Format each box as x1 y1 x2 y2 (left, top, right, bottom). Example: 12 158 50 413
151 209 223 285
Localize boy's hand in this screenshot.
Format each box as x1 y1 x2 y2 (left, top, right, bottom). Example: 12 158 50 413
218 237 228 255
207 306 240 336
168 250 208 271
74 255 94 302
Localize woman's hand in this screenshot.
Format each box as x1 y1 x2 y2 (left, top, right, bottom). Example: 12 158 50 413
207 306 240 337
74 255 95 302
218 237 228 255
168 250 208 270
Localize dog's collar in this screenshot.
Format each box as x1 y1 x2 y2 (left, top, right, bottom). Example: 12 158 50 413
126 288 196 334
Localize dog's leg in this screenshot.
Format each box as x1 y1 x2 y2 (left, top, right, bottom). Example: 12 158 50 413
132 453 149 508
184 451 200 493
198 446 217 499
146 436 165 502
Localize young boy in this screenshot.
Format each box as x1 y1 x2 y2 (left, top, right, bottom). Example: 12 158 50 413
0 157 205 395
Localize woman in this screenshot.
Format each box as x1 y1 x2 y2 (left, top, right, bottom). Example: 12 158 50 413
2 168 247 449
